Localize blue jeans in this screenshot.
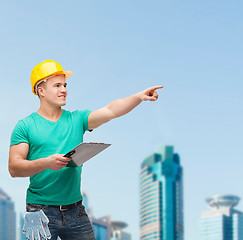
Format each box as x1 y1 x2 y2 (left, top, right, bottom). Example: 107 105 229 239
26 202 96 240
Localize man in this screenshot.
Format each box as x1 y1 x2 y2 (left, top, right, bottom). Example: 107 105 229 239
9 60 163 240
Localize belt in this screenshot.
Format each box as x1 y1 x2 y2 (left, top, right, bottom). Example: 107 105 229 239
27 200 82 212
50 200 83 211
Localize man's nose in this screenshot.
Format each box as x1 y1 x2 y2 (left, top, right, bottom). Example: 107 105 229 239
61 85 67 93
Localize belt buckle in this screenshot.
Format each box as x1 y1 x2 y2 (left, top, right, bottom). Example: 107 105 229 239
60 205 68 211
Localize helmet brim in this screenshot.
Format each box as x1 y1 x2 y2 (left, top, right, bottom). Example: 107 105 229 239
63 70 73 79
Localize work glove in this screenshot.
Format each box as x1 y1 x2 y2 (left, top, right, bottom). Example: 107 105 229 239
23 210 51 240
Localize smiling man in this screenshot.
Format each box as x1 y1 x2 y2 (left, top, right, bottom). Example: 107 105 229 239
8 60 163 240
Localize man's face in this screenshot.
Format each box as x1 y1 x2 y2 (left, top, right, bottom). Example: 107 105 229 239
39 75 68 107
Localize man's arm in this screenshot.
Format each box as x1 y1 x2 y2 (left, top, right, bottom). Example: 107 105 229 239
88 85 163 130
9 143 70 178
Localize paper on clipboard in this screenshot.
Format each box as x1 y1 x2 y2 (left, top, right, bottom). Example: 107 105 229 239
64 142 111 167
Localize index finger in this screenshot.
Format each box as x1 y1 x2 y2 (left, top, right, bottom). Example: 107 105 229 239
148 85 164 91
59 157 71 162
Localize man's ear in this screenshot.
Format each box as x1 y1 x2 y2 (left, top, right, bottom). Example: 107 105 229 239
38 87 45 97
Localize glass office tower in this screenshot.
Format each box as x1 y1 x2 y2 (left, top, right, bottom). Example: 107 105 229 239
111 221 132 240
198 195 243 240
19 213 25 240
0 188 16 240
82 192 131 240
92 216 110 240
139 145 184 240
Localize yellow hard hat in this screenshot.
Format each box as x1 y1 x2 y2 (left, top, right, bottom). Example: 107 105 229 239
30 60 73 95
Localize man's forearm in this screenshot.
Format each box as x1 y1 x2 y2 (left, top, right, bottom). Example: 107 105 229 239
88 86 162 129
106 92 143 119
9 158 48 178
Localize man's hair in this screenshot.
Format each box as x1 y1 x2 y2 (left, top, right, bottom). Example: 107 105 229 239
36 80 47 98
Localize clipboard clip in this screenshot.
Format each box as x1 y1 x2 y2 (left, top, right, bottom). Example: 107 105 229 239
64 149 76 158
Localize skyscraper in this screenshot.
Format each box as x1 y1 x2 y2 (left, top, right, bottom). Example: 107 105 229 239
110 221 131 240
82 192 131 240
139 145 184 240
198 195 243 240
0 188 16 240
19 213 25 240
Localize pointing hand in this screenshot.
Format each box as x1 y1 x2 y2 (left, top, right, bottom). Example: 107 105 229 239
139 86 163 101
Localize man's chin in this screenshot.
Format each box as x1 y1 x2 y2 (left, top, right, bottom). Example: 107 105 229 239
59 101 66 107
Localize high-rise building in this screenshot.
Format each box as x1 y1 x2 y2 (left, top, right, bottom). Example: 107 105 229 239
110 221 131 240
139 145 184 240
0 188 16 240
19 213 25 240
198 195 243 240
83 192 131 240
83 192 93 216
82 192 109 239
92 216 111 240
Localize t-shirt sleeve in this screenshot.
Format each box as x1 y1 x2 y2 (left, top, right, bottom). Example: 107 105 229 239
10 120 29 146
77 110 92 132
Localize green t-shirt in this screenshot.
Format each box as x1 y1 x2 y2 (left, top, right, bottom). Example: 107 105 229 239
10 109 92 205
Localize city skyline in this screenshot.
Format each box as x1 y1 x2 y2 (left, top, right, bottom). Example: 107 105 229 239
1 1 243 239
2 148 243 240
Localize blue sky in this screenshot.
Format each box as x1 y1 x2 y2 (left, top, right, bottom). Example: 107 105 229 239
1 1 243 239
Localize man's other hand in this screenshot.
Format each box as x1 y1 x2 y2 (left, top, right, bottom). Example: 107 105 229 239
46 154 71 170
